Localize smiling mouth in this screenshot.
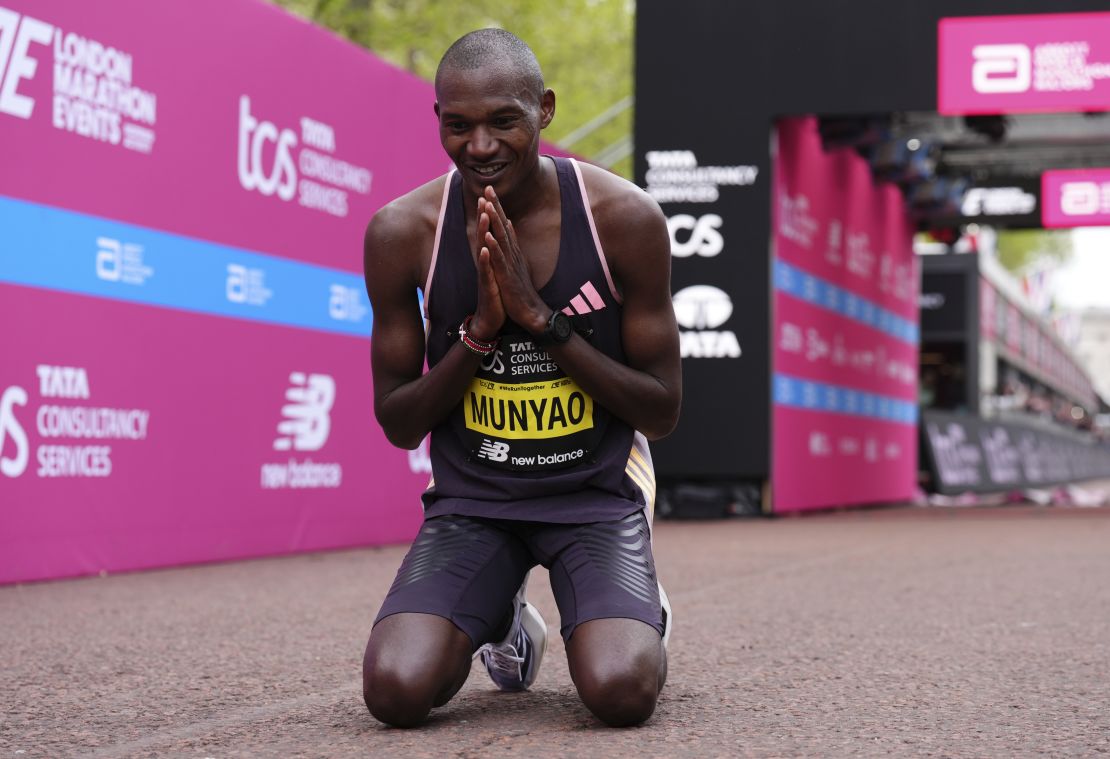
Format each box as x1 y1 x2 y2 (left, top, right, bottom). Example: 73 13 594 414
471 162 508 179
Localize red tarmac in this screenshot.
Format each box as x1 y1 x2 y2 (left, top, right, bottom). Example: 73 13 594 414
3 504 1110 758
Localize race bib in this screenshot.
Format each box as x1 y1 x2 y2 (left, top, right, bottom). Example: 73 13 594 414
457 335 605 471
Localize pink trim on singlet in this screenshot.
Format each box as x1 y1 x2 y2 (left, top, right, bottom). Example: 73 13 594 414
423 172 455 318
570 158 622 304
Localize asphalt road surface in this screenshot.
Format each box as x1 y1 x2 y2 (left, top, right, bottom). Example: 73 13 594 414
3 505 1110 758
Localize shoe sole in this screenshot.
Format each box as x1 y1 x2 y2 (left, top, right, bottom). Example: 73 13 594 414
517 601 548 689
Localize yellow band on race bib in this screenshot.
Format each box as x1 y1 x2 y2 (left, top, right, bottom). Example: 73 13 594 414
464 376 594 440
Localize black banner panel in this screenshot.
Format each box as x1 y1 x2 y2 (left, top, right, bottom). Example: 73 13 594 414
954 179 1042 229
920 270 969 336
635 0 1107 483
922 410 1110 494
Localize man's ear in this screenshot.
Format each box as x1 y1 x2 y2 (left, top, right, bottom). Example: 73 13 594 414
539 89 555 129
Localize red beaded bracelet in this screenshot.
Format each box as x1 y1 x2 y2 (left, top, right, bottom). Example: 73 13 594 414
458 316 499 356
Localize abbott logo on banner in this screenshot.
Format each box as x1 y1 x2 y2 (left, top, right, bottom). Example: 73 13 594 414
672 285 741 359
226 263 272 307
96 236 153 286
328 284 369 324
1043 170 1110 227
237 95 372 218
972 45 1031 94
1060 182 1110 217
262 372 342 489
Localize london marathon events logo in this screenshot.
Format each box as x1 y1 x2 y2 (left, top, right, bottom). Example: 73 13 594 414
0 6 157 152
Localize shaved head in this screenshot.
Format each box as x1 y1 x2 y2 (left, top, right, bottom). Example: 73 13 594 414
435 29 545 99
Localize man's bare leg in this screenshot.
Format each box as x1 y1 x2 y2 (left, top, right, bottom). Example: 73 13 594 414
566 618 666 727
363 612 473 728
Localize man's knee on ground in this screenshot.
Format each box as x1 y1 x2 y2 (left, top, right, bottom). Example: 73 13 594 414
577 662 660 726
362 649 439 727
572 645 662 727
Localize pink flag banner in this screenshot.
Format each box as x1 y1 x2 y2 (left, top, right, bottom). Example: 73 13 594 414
771 117 920 513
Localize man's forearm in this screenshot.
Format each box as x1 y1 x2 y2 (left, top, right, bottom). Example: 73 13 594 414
376 342 487 449
544 335 680 440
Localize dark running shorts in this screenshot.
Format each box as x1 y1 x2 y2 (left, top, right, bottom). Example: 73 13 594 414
374 510 664 648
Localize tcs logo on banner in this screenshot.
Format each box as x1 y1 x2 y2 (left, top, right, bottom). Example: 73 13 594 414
238 95 297 201
0 384 29 477
667 214 723 258
236 95 372 218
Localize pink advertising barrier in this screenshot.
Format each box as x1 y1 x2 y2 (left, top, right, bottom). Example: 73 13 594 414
0 285 424 583
938 12 1110 116
0 0 488 583
1042 168 1110 228
771 117 919 513
0 0 449 270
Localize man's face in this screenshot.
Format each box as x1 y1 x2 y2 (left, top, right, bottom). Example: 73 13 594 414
435 63 554 201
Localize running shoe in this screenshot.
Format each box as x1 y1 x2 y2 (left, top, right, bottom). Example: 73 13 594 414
659 581 673 649
477 578 548 692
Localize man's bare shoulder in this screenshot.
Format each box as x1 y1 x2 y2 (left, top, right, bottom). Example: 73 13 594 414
365 173 451 253
576 161 667 252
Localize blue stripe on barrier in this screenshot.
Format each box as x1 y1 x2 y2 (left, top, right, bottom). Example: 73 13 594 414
773 259 919 345
773 373 919 425
0 195 372 338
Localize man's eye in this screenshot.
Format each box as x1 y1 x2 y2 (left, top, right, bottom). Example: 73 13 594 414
493 117 515 128
447 122 468 131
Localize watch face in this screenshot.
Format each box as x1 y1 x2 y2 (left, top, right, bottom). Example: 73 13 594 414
552 312 573 342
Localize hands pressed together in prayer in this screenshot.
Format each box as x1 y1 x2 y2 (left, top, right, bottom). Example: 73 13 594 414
470 186 552 342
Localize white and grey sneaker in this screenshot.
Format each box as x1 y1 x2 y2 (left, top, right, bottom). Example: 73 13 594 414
659 582 673 649
476 577 548 692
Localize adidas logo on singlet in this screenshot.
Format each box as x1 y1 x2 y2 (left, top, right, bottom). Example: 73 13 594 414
561 281 607 317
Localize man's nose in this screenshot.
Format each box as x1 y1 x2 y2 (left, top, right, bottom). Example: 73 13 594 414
467 126 497 159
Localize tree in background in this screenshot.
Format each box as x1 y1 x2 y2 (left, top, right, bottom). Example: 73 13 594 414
993 228 1074 314
995 229 1073 274
270 0 635 178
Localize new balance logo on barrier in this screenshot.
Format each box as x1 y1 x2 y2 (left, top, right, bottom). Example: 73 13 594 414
477 439 509 462
273 372 335 451
561 281 606 317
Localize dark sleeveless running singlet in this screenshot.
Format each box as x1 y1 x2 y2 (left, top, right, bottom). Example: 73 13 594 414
420 157 655 523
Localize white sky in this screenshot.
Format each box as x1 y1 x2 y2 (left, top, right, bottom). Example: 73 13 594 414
1053 227 1110 311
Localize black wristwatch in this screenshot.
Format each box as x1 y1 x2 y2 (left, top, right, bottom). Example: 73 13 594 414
537 310 573 345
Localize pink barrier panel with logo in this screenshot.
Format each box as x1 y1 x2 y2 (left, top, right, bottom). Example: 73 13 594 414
938 12 1110 116
771 117 919 513
0 0 480 582
1042 168 1110 228
0 0 450 268
0 285 427 583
